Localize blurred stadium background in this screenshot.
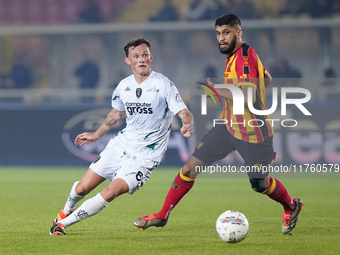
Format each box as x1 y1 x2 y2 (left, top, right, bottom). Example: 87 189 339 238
0 0 339 167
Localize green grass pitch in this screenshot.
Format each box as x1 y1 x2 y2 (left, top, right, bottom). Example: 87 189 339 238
0 167 339 255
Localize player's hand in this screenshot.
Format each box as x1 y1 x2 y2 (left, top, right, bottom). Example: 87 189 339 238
74 132 100 146
180 123 195 138
199 78 215 97
206 77 215 88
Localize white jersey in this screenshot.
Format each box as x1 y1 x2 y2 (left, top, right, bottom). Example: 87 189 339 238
111 71 187 162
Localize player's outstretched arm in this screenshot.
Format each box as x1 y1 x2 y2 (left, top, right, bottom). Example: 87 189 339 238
178 108 195 138
74 108 126 147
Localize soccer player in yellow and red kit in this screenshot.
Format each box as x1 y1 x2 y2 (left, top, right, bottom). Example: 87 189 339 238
134 14 303 234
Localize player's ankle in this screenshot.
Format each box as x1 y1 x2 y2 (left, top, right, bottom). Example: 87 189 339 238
155 213 166 220
283 200 295 214
284 208 293 214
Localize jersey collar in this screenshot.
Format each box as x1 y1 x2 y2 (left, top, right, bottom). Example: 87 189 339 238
133 70 154 86
226 41 245 59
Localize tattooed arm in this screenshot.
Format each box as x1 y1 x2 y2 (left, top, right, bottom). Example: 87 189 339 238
178 108 195 138
74 108 126 147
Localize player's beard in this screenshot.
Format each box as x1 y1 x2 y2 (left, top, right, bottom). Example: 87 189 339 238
219 35 237 55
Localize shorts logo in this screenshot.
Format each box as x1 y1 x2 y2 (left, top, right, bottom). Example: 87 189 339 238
171 181 180 190
136 88 142 98
248 131 256 136
197 141 204 149
136 171 143 181
93 155 101 164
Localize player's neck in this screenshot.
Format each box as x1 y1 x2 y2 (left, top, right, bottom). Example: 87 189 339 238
226 40 244 57
133 70 152 84
235 39 243 48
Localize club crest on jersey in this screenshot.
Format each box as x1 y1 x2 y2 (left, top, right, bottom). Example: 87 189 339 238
136 88 142 98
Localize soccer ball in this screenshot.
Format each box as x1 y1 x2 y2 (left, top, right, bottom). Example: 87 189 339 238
215 210 249 243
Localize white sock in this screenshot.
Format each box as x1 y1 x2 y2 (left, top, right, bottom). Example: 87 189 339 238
64 181 86 213
59 193 109 229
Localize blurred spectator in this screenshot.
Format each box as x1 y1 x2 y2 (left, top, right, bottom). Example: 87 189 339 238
150 0 178 22
9 54 33 89
323 66 338 86
203 64 218 78
226 0 237 13
271 59 302 78
323 66 340 99
111 71 127 88
270 58 302 87
77 0 103 23
303 0 332 18
74 56 100 88
183 0 210 21
206 0 229 20
332 0 340 14
278 0 303 17
324 67 337 79
234 0 260 19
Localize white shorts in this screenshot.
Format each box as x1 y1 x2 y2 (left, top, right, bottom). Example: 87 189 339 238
89 138 158 194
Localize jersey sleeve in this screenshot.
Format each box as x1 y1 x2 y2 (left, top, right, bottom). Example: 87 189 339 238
111 84 125 111
164 80 188 115
235 47 259 88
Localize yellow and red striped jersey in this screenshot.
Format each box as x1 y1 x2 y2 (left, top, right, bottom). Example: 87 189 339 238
220 42 274 143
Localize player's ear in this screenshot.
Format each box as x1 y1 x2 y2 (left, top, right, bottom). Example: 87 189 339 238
237 28 242 39
150 53 153 62
125 57 131 65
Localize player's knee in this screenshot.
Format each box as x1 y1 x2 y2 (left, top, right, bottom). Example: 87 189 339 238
75 182 91 196
181 163 191 177
249 178 267 193
182 157 203 179
101 187 124 202
101 190 119 202
101 179 129 202
181 163 200 179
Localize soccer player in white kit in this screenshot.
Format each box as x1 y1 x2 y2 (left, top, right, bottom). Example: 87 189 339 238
50 38 194 235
